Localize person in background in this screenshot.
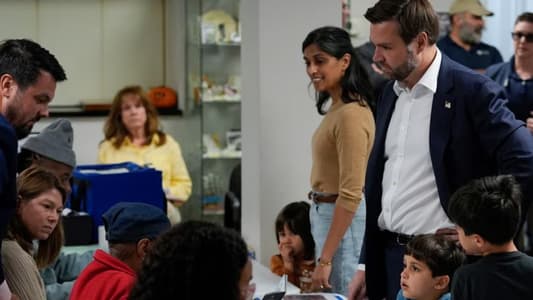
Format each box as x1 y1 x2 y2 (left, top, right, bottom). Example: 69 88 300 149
437 0 502 73
448 175 533 299
18 118 93 300
485 12 533 129
354 41 390 102
0 38 66 300
485 12 533 254
270 201 315 292
18 119 75 192
349 0 533 299
303 26 375 296
70 202 170 300
98 85 192 224
129 220 254 300
397 234 465 300
2 167 66 300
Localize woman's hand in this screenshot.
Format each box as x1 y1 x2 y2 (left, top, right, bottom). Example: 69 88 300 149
311 263 332 291
166 189 186 207
168 198 185 207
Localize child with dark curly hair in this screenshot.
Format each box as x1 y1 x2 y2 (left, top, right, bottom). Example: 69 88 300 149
448 175 533 299
129 220 253 300
397 234 465 300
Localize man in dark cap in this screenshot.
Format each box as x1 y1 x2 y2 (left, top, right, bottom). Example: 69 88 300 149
437 0 502 72
70 202 170 300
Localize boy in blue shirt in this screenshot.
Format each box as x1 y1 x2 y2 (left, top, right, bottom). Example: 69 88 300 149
397 234 465 300
448 175 533 299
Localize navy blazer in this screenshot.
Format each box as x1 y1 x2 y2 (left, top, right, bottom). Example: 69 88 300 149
0 115 18 283
362 55 533 300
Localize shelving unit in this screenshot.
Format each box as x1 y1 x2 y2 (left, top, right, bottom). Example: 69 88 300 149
186 0 241 222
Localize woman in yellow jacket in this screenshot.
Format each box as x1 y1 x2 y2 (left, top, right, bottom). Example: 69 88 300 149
98 85 191 224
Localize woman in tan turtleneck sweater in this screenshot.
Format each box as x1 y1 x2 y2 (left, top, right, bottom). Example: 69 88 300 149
302 26 375 296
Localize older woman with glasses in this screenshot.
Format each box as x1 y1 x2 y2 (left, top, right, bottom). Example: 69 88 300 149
486 12 533 128
486 11 533 254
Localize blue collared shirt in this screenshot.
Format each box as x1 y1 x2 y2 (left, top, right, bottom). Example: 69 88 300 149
437 34 502 71
397 290 450 300
486 57 533 122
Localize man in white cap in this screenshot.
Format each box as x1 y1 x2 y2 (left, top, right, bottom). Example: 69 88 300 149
437 0 503 73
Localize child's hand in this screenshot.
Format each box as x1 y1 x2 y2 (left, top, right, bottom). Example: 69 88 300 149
279 243 294 272
279 243 294 262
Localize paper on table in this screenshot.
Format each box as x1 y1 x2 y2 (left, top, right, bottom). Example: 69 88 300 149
284 294 347 300
251 260 299 299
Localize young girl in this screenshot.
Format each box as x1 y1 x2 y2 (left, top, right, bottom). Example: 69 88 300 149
270 202 315 292
2 166 66 300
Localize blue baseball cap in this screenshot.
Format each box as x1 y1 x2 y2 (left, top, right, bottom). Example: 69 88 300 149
102 202 170 243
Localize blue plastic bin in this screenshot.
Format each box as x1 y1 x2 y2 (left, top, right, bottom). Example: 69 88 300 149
68 162 166 242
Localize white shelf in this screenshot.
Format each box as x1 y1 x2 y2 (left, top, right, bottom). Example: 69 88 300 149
203 152 242 159
202 42 241 47
202 209 225 215
202 98 241 103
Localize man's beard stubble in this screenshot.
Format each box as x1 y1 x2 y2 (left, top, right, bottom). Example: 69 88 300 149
5 93 37 139
375 46 418 82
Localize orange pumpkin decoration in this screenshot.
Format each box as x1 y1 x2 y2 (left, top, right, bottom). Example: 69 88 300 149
147 86 178 108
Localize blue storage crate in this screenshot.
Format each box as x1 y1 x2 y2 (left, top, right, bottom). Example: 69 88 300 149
68 162 166 242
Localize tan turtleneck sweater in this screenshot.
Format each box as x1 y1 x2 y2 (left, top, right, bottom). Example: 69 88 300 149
310 101 375 212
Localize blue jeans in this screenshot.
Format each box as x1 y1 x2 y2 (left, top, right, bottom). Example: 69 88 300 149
310 199 366 296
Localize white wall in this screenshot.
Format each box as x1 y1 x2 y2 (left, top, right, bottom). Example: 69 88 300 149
23 0 187 165
241 0 340 264
0 0 166 107
350 0 454 46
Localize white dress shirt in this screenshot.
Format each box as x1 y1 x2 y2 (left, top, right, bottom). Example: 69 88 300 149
378 50 455 235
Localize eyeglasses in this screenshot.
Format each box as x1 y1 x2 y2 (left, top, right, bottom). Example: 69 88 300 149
511 32 533 43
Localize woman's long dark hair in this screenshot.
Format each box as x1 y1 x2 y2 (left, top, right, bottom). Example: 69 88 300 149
302 26 374 115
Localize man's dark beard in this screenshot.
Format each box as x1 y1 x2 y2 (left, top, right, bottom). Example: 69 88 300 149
375 47 417 82
15 125 32 139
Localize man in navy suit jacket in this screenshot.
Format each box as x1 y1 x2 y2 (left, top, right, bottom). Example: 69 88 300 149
348 1 533 300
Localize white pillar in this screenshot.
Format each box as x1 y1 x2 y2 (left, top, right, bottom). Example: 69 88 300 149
241 0 341 264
